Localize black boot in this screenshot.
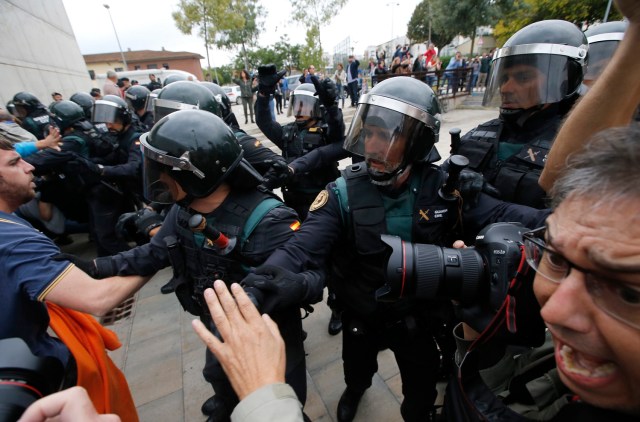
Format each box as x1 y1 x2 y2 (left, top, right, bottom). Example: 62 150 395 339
160 278 179 294
328 309 343 335
245 118 248 124
201 395 230 421
337 387 365 422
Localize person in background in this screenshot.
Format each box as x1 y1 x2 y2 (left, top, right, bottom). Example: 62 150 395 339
333 63 347 108
233 70 257 125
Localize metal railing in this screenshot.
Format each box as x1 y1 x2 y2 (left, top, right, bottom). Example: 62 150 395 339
374 66 475 100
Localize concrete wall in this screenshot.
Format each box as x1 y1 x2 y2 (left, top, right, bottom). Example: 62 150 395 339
0 0 92 106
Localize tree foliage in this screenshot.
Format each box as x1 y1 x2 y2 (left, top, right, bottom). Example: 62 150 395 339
299 24 324 70
232 36 303 74
288 0 348 63
172 0 265 69
430 0 497 53
407 0 455 49
493 0 622 46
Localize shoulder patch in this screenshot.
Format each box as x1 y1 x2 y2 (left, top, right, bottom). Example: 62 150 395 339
309 189 329 212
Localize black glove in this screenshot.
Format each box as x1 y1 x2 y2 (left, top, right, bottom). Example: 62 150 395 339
311 76 339 107
458 169 501 210
262 159 292 190
52 253 98 278
257 64 287 96
66 156 102 188
116 208 164 242
241 265 308 314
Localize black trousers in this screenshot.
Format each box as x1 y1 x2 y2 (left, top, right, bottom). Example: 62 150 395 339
341 311 439 422
348 81 359 106
86 183 133 256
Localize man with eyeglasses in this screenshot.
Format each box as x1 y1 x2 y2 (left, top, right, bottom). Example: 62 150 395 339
447 125 640 420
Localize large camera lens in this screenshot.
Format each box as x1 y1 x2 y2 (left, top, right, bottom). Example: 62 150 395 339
0 338 64 422
377 234 485 304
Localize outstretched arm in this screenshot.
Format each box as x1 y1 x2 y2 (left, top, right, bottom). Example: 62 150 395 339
539 0 640 191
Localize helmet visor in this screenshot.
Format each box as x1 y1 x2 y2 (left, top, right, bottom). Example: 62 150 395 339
584 40 620 84
153 98 198 122
91 100 120 123
287 91 320 119
344 104 426 176
140 131 206 204
483 50 583 109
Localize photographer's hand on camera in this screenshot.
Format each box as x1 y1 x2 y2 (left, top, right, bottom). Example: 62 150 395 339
257 65 287 97
458 168 501 211
241 265 310 314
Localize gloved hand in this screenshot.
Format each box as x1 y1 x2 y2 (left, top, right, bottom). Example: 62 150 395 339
241 265 308 314
262 159 292 190
52 253 98 278
311 76 339 107
458 169 501 210
257 65 287 96
66 156 102 188
116 208 164 242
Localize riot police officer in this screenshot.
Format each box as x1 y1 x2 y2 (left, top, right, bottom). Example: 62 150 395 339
584 20 627 87
458 20 587 210
12 91 57 140
69 94 143 256
242 76 549 422
124 85 154 131
69 92 95 120
254 65 344 221
69 110 321 422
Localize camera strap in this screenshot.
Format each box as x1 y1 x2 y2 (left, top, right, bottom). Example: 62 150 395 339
467 244 529 353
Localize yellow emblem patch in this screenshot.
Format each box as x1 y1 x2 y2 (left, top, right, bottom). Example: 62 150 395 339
309 190 329 212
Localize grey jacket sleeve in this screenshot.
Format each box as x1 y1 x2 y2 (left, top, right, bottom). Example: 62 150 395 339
231 383 303 422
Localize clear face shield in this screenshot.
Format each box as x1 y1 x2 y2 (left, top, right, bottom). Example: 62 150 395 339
153 98 199 122
483 44 587 111
344 95 438 185
287 90 321 122
584 34 623 85
139 132 205 204
91 100 121 124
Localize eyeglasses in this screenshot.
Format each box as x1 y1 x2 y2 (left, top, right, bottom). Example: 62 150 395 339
523 227 640 330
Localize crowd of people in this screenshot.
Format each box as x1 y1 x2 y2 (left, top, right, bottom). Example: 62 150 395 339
2 2 639 421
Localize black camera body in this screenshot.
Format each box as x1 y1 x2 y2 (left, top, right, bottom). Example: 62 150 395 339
0 338 64 422
378 222 527 307
377 222 549 343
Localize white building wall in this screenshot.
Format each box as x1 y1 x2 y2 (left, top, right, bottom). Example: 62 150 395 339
0 0 92 105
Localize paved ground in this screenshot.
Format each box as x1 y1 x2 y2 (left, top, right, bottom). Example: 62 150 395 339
64 92 498 422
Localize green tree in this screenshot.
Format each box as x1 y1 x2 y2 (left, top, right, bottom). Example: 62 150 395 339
430 0 497 55
299 24 323 70
172 0 264 72
288 0 348 66
407 0 455 50
232 36 303 74
494 0 622 45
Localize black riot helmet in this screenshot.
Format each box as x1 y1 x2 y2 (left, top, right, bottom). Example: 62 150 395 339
154 81 221 122
163 74 188 87
69 92 95 119
125 85 151 112
584 21 627 86
12 92 45 118
140 110 262 203
287 83 322 125
483 20 587 117
200 81 234 124
49 100 85 132
344 76 442 186
92 95 132 127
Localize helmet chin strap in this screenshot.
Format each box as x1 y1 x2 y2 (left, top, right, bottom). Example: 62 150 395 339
500 105 545 127
368 163 412 187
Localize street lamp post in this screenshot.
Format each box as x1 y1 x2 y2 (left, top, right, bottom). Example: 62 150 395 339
386 2 400 41
103 4 128 70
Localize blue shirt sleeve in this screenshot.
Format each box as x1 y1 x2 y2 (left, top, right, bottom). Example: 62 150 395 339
15 141 38 158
